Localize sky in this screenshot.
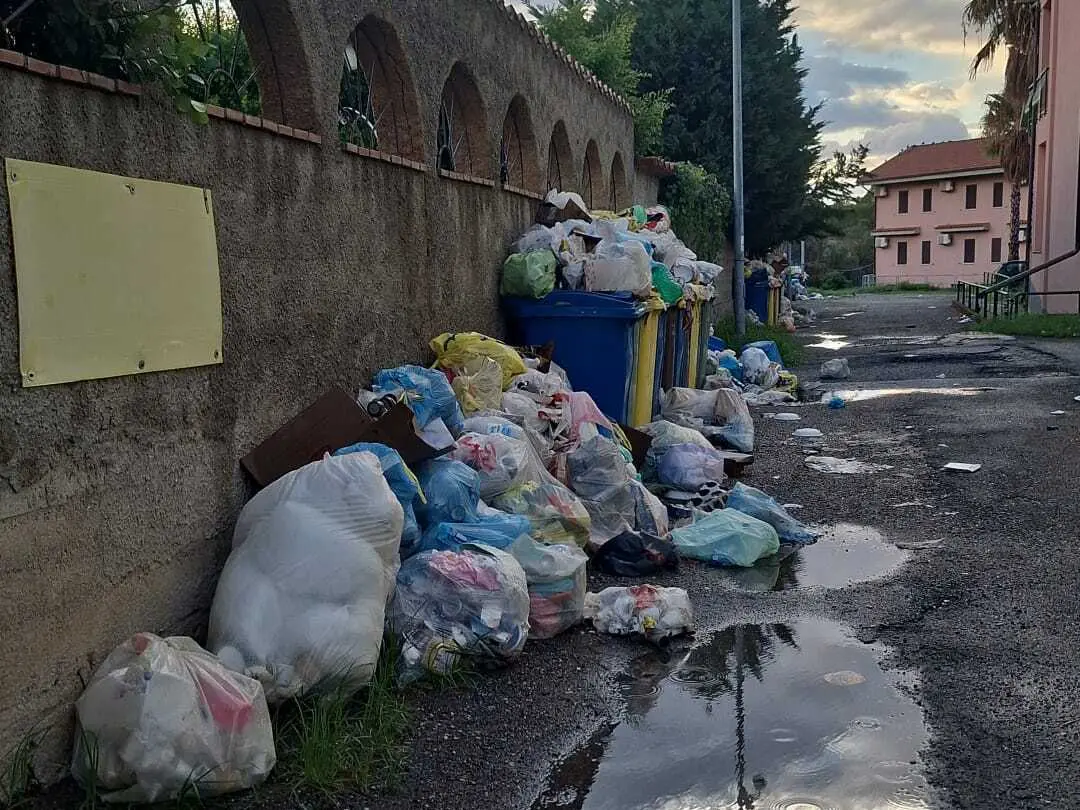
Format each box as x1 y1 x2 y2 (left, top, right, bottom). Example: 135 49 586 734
512 0 1006 171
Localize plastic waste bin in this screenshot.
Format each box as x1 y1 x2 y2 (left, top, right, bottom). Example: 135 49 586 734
686 299 703 388
630 302 664 426
745 267 771 324
743 339 783 366
503 291 646 424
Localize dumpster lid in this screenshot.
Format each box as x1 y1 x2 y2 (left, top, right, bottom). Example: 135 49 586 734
503 290 646 319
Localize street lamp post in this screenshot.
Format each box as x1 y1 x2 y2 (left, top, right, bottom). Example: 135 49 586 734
732 0 747 336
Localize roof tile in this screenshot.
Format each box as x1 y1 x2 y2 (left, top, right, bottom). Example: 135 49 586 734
865 138 1000 183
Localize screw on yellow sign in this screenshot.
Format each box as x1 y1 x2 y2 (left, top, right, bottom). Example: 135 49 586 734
6 158 223 387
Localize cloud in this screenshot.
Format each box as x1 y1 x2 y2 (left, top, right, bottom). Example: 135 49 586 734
803 55 909 102
794 0 974 57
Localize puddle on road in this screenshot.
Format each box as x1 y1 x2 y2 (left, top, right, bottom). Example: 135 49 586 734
532 618 935 810
718 524 910 593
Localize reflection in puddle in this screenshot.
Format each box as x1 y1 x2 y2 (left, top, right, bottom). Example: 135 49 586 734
532 619 935 810
807 333 852 351
718 524 909 593
823 386 988 403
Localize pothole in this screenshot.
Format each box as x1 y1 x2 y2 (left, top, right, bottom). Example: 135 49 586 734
530 619 936 810
716 524 910 593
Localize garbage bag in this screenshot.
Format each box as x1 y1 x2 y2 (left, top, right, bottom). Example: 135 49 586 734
417 512 532 554
208 452 402 701
507 369 569 403
333 442 420 556
631 479 669 537
593 530 679 577
651 261 684 304
452 431 556 500
725 483 820 545
656 443 728 491
740 348 781 389
713 388 755 453
515 224 563 255
567 390 615 444
661 388 722 422
670 509 780 567
72 633 275 804
463 413 529 439
389 545 530 683
449 356 504 415
492 480 592 547
372 365 465 435
695 261 724 283
415 457 481 528
585 238 651 296
584 585 693 641
820 358 851 380
638 419 713 454
567 435 636 545
502 251 557 299
704 371 734 390
744 340 783 366
430 332 528 389
537 189 592 226
717 352 744 383
508 536 587 639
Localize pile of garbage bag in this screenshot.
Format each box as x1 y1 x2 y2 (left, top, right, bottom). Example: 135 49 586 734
584 585 693 641
703 340 799 407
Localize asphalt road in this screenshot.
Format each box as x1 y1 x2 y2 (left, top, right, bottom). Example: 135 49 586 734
358 291 1080 810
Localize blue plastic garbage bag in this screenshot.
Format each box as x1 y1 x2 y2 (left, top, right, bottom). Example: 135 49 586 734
415 457 481 528
333 442 422 556
725 483 819 545
670 509 779 567
717 353 744 383
373 365 465 435
656 443 728 491
417 512 532 555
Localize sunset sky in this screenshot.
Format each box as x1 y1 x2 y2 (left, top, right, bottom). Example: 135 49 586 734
517 0 1007 168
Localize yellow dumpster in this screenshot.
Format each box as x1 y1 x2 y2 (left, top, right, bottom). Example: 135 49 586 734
629 296 665 426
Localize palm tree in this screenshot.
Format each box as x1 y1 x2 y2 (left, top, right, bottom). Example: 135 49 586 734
963 0 1039 261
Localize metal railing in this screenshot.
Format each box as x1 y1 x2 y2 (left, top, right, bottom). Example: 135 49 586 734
1026 68 1050 122
957 246 1080 317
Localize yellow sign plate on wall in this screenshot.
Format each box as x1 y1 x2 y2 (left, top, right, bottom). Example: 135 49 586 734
6 158 223 387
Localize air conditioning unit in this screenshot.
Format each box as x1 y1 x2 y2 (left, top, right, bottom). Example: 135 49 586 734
941 180 955 192
874 236 889 249
939 233 953 246
1018 227 1029 243
875 186 889 198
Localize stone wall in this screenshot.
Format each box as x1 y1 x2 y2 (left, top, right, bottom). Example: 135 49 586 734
0 0 635 775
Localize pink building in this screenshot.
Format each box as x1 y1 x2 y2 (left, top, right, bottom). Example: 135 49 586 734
863 139 1025 287
1030 0 1080 312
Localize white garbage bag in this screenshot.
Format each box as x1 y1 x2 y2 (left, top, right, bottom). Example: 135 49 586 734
585 238 652 295
72 633 275 804
584 585 693 640
208 452 403 702
820 358 851 379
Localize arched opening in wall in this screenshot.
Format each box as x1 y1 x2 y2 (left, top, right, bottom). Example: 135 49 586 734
437 62 490 177
546 120 573 192
582 139 603 210
0 0 266 119
500 95 540 191
338 14 423 160
609 151 629 210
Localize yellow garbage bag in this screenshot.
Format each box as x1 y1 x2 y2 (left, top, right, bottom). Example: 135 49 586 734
431 332 528 389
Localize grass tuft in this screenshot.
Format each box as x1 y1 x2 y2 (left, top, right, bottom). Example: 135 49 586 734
713 316 806 367
0 728 43 809
275 639 410 796
971 313 1080 338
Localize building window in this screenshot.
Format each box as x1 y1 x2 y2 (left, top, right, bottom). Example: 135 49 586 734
922 188 933 212
965 184 978 210
993 182 1004 208
897 240 908 265
921 240 932 265
898 189 909 214
963 238 976 263
991 237 1002 263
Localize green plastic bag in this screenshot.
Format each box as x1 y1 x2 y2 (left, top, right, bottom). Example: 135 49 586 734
651 261 683 305
502 251 556 298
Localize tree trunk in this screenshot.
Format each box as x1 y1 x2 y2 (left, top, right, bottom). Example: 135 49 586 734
1009 185 1022 261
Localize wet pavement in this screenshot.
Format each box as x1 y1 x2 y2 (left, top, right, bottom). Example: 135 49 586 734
357 292 1080 810
533 619 933 810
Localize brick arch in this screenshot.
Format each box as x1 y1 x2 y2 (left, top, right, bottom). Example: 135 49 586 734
582 139 604 209
500 94 541 191
546 120 574 191
609 151 629 210
339 14 424 161
437 62 490 177
231 0 319 129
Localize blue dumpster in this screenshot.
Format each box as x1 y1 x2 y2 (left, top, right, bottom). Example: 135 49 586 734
743 339 784 366
745 267 771 324
503 291 646 423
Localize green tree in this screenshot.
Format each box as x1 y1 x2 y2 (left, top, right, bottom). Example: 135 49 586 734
662 162 732 263
803 192 875 287
629 0 825 254
963 0 1039 261
536 0 671 154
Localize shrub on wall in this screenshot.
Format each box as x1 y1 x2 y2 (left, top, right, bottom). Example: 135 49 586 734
661 162 732 263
